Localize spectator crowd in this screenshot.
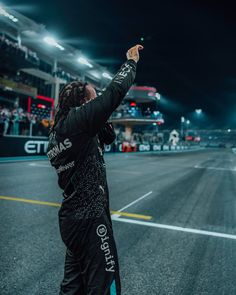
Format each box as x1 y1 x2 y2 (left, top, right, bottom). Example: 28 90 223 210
115 129 163 145
112 103 164 122
0 105 49 137
0 35 39 66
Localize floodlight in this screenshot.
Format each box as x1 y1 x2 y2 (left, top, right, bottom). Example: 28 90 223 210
102 72 112 80
77 57 93 68
195 109 202 114
43 36 65 51
0 5 18 22
155 93 161 100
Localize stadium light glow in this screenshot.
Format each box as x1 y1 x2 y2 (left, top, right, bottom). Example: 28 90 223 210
0 5 18 22
186 120 191 125
77 57 93 68
102 72 113 80
195 109 202 114
155 93 161 100
43 36 65 51
90 71 100 79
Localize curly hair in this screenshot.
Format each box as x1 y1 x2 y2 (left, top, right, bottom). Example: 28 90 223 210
50 81 87 132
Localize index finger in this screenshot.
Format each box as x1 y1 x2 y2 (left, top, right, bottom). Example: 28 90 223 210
135 44 144 50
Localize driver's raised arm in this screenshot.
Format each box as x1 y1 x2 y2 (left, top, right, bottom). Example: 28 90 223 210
73 45 143 136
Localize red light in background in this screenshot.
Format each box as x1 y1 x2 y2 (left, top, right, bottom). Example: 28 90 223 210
28 96 31 113
38 104 46 109
130 102 137 107
157 118 164 125
186 136 193 141
130 86 157 92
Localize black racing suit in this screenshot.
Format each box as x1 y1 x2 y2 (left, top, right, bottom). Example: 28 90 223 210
47 59 136 295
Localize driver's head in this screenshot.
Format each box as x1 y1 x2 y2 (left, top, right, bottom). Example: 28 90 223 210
85 84 97 102
52 81 96 131
58 81 96 113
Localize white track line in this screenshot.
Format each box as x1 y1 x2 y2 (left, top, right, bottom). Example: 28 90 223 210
112 217 236 241
29 163 50 167
118 191 153 212
109 169 141 175
194 165 236 172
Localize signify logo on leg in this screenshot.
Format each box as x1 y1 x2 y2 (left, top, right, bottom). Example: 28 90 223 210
96 224 115 272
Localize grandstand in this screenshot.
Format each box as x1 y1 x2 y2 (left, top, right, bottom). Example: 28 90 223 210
0 4 164 145
0 3 115 138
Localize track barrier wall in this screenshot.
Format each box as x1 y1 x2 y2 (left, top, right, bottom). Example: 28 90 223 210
0 136 200 157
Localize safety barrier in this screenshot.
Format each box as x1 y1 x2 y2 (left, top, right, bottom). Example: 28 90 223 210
105 143 197 153
0 136 198 157
0 136 49 157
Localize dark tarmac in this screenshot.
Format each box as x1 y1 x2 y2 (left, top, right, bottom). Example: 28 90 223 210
1 148 236 295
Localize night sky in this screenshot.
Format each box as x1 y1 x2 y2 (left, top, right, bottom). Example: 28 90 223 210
6 0 236 128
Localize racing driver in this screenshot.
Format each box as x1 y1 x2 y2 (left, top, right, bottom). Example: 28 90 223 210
47 44 143 295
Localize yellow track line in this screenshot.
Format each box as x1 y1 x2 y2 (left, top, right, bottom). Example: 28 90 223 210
0 196 152 220
110 210 152 220
0 195 61 207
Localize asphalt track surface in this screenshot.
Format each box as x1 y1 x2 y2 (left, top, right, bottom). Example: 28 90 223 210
1 148 236 295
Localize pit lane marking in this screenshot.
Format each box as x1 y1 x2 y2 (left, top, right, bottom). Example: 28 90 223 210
0 196 152 220
2 195 235 240
0 196 61 207
110 210 151 220
112 217 236 241
111 191 153 219
118 191 153 212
